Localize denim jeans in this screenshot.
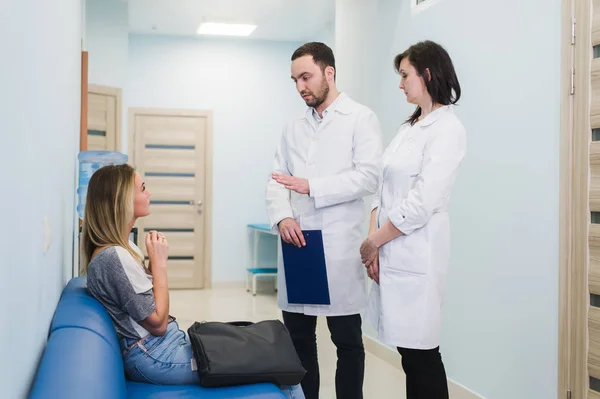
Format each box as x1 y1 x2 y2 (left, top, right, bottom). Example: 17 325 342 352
120 320 305 399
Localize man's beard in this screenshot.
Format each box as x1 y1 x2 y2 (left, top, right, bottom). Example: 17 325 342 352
302 78 329 108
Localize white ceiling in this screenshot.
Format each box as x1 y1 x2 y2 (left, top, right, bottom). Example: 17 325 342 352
127 0 335 42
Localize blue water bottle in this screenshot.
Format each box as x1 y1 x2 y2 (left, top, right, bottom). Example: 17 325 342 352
77 151 129 219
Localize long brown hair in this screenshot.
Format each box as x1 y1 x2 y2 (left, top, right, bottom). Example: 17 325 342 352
80 164 142 274
394 40 461 126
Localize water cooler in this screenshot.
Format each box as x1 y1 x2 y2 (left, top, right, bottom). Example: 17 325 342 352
77 150 129 219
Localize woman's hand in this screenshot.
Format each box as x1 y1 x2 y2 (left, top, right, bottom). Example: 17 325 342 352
140 231 170 336
363 208 379 268
362 220 405 268
366 254 380 285
360 236 380 267
145 230 168 269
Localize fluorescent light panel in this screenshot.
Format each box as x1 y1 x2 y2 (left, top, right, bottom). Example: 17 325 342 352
196 22 257 36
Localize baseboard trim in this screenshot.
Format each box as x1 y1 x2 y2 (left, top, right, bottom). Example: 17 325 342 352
448 378 486 399
363 334 485 399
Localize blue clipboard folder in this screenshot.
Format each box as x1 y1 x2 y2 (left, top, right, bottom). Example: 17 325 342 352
281 230 331 305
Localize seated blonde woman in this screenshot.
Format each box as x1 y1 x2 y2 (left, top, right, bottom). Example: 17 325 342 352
80 164 304 398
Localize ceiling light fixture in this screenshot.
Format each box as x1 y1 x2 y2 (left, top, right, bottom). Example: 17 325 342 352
196 22 257 37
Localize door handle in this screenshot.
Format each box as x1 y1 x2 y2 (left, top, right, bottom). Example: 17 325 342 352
191 200 203 214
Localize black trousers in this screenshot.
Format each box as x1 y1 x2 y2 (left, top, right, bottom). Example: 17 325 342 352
282 311 365 399
397 346 449 399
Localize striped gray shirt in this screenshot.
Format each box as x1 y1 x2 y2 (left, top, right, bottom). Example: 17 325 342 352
87 242 155 340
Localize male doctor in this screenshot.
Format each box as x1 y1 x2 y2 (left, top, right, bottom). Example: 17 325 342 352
266 42 383 399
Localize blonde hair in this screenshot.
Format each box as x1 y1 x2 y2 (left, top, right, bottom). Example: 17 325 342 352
80 164 142 274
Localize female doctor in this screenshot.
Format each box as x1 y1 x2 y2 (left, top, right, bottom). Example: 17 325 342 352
360 40 466 399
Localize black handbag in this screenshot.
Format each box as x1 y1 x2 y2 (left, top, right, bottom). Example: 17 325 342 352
187 320 306 388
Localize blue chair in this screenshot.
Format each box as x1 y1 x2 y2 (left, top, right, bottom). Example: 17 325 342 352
29 277 287 399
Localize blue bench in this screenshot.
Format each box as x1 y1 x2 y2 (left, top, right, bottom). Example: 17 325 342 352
29 277 287 399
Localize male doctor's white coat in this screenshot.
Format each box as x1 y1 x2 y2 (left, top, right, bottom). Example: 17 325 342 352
266 93 383 317
366 105 466 349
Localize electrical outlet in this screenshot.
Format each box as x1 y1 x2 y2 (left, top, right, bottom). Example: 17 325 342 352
43 216 52 253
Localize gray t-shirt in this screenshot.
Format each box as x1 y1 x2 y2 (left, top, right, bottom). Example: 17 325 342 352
87 242 156 340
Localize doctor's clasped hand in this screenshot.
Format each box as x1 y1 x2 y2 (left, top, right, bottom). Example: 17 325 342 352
278 217 306 248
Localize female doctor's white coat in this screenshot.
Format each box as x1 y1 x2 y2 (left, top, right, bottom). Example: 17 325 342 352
365 105 466 349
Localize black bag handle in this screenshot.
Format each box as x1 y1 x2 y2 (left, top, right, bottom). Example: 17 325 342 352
227 321 253 327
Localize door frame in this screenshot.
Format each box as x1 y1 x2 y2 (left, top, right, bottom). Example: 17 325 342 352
80 51 88 152
88 84 123 151
128 107 213 289
75 84 123 279
560 0 591 397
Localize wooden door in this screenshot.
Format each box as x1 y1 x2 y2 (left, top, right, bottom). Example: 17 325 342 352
129 108 213 289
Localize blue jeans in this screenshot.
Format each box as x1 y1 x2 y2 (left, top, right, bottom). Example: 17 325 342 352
120 320 305 399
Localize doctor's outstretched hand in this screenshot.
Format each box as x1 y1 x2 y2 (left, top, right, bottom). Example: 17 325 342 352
272 173 310 195
278 218 306 248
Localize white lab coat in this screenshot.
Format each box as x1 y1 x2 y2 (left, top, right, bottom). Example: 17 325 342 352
266 93 383 316
365 105 466 349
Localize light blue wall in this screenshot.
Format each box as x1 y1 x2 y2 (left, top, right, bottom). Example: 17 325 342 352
0 0 81 397
85 0 128 88
127 35 306 282
368 0 562 397
85 0 129 146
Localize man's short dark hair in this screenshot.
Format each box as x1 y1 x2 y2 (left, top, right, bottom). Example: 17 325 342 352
291 42 336 78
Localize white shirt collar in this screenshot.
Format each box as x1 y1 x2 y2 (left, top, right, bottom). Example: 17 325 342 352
305 92 354 123
416 105 453 127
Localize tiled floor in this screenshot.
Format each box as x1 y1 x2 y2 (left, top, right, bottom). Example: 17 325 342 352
170 286 477 399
